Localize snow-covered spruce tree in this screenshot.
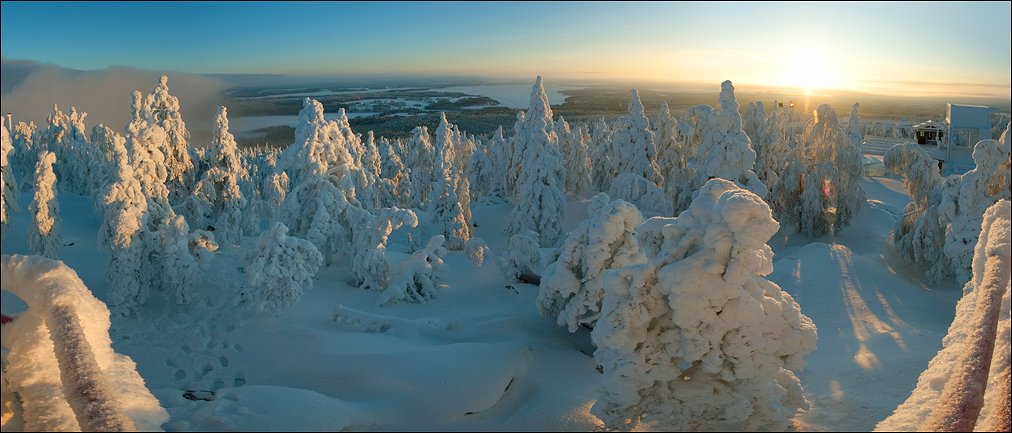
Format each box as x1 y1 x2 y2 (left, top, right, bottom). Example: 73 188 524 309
589 117 615 192
28 151 62 259
1 119 19 240
938 124 1011 283
538 193 645 332
654 102 694 214
607 89 664 187
557 119 592 200
694 81 767 198
181 106 248 245
261 171 288 222
98 135 149 316
403 125 436 208
141 75 194 199
10 120 39 191
774 104 865 237
42 105 94 197
466 133 496 201
875 199 1010 432
377 235 448 306
430 113 472 250
377 136 410 208
88 124 127 205
348 207 418 291
742 101 789 190
684 103 712 160
246 222 324 316
845 102 864 150
485 125 511 198
505 76 566 247
884 143 952 283
592 179 817 431
607 172 673 216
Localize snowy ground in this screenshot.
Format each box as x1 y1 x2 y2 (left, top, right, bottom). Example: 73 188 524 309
0 174 963 431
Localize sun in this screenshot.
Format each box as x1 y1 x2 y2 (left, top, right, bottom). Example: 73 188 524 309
783 45 838 92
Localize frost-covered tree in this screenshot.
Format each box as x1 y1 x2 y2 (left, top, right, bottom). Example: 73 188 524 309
10 120 39 191
349 207 418 291
590 117 614 192
141 75 194 199
607 172 673 216
501 229 542 285
774 104 865 237
246 222 324 316
99 136 149 316
884 143 952 283
466 134 496 201
557 119 592 200
938 125 1011 283
430 113 472 250
28 151 61 259
88 124 127 204
1 119 19 240
485 126 511 198
377 136 410 208
845 102 864 150
538 194 645 332
181 107 248 244
654 102 694 213
377 235 448 306
694 81 767 198
742 101 789 191
505 76 566 246
592 179 817 431
606 89 664 187
401 126 435 208
42 106 94 197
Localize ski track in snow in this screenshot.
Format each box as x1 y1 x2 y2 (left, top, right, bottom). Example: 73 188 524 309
0 175 963 431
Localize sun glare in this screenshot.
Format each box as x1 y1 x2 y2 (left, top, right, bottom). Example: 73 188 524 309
783 44 838 92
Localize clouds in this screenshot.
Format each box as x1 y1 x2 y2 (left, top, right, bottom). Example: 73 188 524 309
1 60 226 146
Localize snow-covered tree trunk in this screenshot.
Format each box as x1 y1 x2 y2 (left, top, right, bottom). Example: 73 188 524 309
29 151 62 259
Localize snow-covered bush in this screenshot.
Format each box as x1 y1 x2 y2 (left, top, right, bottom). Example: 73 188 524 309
538 193 644 332
774 104 865 237
938 125 1011 283
1 119 19 240
28 151 62 259
377 235 448 306
591 178 817 431
876 199 1010 432
246 222 324 316
607 172 673 216
694 81 767 198
349 207 418 291
501 229 543 285
465 237 489 267
884 143 952 283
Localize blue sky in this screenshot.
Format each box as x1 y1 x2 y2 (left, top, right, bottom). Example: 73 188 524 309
2 1 1010 96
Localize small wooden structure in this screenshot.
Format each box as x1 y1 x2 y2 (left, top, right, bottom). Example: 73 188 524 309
913 120 945 144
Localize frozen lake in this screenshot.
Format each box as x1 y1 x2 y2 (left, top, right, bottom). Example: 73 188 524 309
229 112 379 137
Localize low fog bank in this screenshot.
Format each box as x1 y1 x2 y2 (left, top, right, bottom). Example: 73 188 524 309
1 59 227 146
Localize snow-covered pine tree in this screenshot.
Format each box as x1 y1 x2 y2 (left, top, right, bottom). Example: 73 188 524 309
592 178 817 431
1 119 19 240
143 75 194 200
505 76 565 246
246 222 324 316
538 193 645 332
884 143 952 283
694 81 767 198
608 89 664 187
430 113 472 250
28 151 62 259
182 106 248 245
557 118 592 200
654 101 694 213
99 135 149 316
938 124 1011 283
